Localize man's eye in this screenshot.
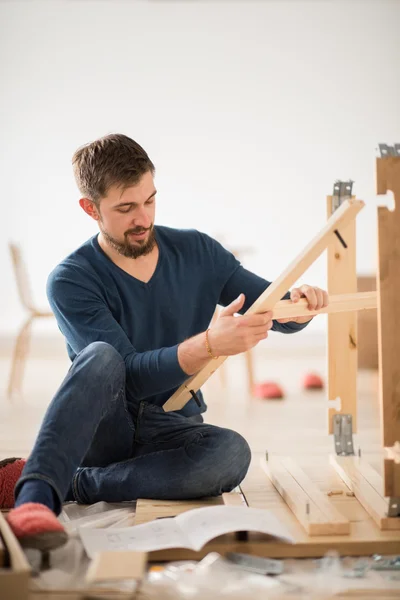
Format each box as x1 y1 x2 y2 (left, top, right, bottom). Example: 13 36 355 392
118 207 131 213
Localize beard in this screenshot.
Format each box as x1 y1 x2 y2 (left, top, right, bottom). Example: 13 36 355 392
100 222 157 259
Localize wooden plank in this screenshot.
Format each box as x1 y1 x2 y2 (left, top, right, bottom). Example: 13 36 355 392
376 152 400 497
272 291 376 321
327 195 358 434
222 490 247 507
134 497 222 525
330 455 400 531
260 456 350 535
163 198 365 412
85 550 147 584
280 457 350 527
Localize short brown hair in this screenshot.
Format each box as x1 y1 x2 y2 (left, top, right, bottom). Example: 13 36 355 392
72 134 155 204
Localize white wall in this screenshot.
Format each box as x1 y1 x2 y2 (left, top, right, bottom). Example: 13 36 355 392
0 0 399 339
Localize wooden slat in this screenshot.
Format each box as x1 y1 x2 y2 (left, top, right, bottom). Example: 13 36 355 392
272 291 376 321
163 198 365 412
327 195 358 434
260 456 350 536
330 455 400 531
376 153 400 497
222 491 247 507
86 550 147 584
134 497 222 525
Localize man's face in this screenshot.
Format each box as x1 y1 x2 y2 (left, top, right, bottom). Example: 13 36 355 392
95 171 157 259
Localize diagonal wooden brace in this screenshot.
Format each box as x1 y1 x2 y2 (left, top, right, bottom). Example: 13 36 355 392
163 198 365 412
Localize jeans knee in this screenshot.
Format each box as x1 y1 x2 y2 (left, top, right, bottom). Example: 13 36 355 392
201 428 251 493
223 430 251 482
76 342 125 383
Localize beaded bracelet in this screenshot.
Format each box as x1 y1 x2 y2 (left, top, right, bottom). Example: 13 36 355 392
205 328 218 359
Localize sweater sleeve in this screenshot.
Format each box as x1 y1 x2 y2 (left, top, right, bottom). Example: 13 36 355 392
207 237 310 334
46 265 189 401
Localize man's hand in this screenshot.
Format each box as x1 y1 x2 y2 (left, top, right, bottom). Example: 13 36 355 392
276 284 329 324
207 294 273 357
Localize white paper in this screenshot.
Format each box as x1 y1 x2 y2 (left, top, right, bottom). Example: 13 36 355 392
79 506 293 559
177 506 294 550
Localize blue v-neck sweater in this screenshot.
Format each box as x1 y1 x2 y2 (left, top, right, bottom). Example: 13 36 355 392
46 226 309 417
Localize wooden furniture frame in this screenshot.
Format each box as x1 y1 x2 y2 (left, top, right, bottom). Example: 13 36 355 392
162 145 400 539
163 198 365 412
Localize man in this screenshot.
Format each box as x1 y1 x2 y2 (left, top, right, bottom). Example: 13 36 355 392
0 134 328 551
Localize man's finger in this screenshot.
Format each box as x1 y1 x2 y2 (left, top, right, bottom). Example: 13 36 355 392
290 287 302 302
301 285 317 310
315 287 324 309
322 290 329 308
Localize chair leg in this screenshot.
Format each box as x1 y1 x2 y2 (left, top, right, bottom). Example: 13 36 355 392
245 349 255 393
7 317 33 399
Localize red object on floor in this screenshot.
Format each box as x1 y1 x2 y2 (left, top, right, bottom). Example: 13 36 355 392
6 503 68 551
253 382 284 399
303 373 324 390
0 457 26 509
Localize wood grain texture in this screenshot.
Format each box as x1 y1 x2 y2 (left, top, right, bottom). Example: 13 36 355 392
326 196 358 434
330 455 400 531
163 199 365 412
376 154 400 498
260 456 350 536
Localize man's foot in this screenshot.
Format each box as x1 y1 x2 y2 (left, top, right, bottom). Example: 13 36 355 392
0 457 26 509
6 503 68 551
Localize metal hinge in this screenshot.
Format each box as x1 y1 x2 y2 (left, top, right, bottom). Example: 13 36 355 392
333 414 355 456
379 143 400 157
332 180 354 212
388 497 400 518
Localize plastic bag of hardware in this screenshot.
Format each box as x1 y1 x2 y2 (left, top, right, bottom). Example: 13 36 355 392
29 501 136 593
141 552 300 599
60 501 136 535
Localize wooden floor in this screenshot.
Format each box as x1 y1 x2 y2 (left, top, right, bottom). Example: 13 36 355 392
0 344 383 461
0 344 399 599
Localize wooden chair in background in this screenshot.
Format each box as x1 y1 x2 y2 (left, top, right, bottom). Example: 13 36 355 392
7 242 54 398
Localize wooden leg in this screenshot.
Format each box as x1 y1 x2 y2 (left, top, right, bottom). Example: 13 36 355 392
244 349 255 393
376 151 400 500
7 316 33 399
326 194 358 434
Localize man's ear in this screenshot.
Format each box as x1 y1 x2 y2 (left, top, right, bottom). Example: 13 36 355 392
79 198 100 221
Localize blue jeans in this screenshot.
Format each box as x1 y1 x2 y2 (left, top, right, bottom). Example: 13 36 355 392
15 342 251 513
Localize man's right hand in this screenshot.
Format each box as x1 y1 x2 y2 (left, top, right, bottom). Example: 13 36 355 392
207 294 273 357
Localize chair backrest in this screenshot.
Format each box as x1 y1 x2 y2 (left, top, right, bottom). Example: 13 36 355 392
8 242 34 312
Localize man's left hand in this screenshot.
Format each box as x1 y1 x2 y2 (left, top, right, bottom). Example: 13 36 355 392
276 284 329 324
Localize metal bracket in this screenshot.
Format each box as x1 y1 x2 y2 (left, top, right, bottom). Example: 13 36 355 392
371 555 400 571
332 180 353 212
388 497 400 518
379 143 400 157
333 414 355 456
